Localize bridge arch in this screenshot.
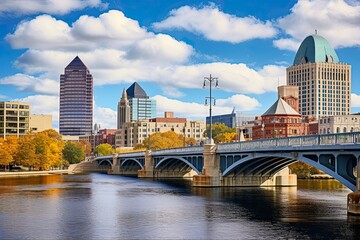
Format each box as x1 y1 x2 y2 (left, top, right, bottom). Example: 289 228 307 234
222 153 296 178
155 156 201 174
121 158 144 169
98 159 113 166
298 154 356 191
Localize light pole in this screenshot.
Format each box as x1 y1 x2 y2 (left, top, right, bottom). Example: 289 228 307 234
183 125 186 147
203 74 219 144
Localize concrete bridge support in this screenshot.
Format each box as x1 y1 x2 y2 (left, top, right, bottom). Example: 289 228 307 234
109 154 119 174
193 144 220 187
138 150 154 178
348 157 360 215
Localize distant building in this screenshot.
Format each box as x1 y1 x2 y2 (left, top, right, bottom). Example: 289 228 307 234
29 114 52 133
206 109 256 128
0 101 30 138
59 56 93 136
94 129 117 148
318 114 360 134
116 112 205 147
117 82 156 126
252 98 307 140
287 34 351 119
278 85 299 113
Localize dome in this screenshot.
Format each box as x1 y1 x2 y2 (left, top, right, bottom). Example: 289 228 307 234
293 34 339 65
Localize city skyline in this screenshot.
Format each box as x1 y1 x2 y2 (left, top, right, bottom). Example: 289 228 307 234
0 0 359 130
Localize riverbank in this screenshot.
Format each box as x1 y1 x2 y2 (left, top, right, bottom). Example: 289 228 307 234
0 170 70 178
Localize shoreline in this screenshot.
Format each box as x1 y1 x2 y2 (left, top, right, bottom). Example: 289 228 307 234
0 170 70 178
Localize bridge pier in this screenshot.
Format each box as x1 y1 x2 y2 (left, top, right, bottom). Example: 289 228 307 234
109 154 119 174
138 150 154 178
348 157 360 215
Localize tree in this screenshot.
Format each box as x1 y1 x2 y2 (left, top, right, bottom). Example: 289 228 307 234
0 138 13 170
134 131 197 150
63 141 85 164
94 143 114 156
78 141 92 156
205 123 235 140
214 132 236 143
14 135 37 169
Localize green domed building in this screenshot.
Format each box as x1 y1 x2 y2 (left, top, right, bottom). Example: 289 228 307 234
286 34 351 119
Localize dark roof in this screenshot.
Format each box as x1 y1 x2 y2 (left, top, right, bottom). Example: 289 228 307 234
126 82 148 99
66 56 87 69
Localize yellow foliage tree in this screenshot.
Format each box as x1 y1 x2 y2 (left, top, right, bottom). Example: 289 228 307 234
214 132 236 143
14 135 37 169
0 138 13 170
135 131 197 150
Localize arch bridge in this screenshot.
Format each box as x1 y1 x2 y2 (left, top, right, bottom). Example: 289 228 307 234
97 132 360 191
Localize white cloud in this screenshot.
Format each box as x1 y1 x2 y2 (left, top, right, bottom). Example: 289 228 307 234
0 74 59 95
153 4 277 43
0 0 107 15
275 0 360 50
153 94 261 119
0 95 7 99
351 93 360 107
273 38 301 51
94 105 117 129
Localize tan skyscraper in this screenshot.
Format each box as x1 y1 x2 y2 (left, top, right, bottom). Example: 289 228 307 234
286 34 351 119
117 88 130 129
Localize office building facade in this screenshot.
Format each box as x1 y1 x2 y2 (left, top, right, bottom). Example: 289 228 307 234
59 56 93 136
0 101 30 138
287 34 351 119
29 114 52 133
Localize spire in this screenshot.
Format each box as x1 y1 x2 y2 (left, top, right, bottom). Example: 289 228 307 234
121 88 128 101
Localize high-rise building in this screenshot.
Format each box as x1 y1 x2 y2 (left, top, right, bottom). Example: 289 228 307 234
126 82 156 121
0 101 30 138
286 34 351 119
117 82 156 128
59 56 93 136
117 89 130 129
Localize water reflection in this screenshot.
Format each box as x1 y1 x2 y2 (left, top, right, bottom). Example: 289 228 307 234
0 174 359 239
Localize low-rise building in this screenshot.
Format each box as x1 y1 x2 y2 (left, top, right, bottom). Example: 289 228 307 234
94 129 116 148
0 101 30 138
29 114 52 133
318 114 360 134
116 112 205 147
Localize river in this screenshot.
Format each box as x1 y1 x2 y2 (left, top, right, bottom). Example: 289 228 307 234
0 173 359 239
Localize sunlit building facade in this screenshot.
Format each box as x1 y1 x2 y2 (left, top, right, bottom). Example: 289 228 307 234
0 101 30 138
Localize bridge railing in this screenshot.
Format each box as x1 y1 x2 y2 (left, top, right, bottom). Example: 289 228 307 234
152 146 203 156
218 132 360 152
118 152 146 158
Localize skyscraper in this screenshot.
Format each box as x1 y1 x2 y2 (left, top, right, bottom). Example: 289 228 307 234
118 82 156 123
59 56 93 135
286 34 351 119
117 89 130 129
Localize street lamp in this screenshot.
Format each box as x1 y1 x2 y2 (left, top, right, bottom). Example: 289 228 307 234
183 125 186 147
203 74 219 144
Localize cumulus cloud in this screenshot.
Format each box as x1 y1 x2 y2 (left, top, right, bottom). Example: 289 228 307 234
153 4 277 43
153 94 261 119
0 0 108 15
94 105 117 129
275 0 360 50
351 93 360 107
0 74 59 95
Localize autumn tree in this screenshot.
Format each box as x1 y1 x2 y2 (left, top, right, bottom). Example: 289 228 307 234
214 132 236 143
134 131 196 150
0 138 13 170
94 143 114 156
14 135 37 169
63 141 85 164
205 123 235 141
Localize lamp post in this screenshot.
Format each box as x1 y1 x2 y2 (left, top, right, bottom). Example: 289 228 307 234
203 74 219 144
183 125 186 147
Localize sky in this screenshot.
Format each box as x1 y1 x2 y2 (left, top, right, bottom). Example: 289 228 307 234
0 0 359 130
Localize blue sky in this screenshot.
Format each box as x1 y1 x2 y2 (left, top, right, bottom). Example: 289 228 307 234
0 0 359 130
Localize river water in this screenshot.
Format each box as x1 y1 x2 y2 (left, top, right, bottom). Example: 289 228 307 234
0 173 359 240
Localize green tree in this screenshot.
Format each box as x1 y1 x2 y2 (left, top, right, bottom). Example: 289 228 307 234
94 143 114 156
63 141 85 164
